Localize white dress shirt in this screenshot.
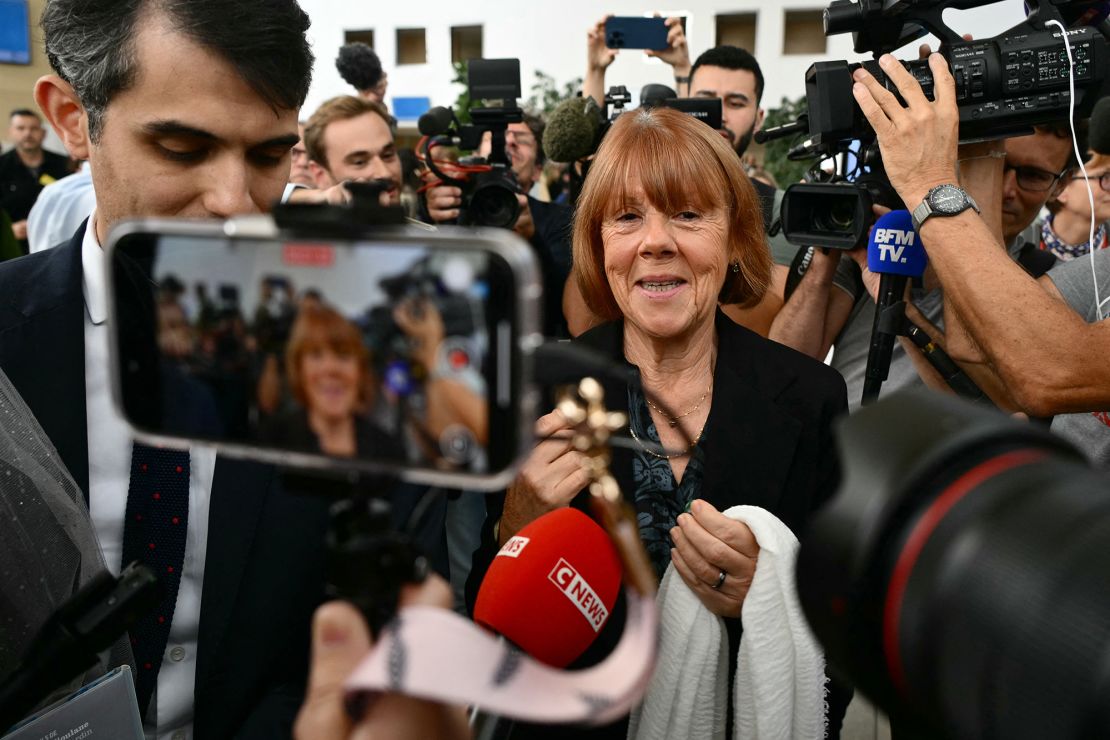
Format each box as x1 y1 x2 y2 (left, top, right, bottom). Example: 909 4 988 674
28 165 96 253
82 213 216 740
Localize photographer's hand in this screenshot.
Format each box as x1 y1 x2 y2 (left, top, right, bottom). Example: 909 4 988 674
425 182 462 223
646 16 692 88
287 181 354 206
513 194 535 241
852 53 959 207
293 578 469 740
585 15 618 106
393 297 446 371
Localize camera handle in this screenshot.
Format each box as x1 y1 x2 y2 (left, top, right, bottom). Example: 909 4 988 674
861 297 991 407
280 469 430 638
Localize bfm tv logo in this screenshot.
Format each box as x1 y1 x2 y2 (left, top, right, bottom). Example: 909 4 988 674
548 558 609 632
873 227 916 265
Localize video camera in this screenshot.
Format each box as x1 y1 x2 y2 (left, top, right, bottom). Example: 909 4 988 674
797 390 1110 739
542 85 723 165
417 59 525 229
760 0 1110 249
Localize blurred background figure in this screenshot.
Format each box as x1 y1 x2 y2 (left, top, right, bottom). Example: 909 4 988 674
1041 151 1110 260
336 42 389 108
0 109 73 255
290 121 316 187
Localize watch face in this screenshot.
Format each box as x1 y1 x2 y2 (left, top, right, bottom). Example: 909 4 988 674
930 185 967 214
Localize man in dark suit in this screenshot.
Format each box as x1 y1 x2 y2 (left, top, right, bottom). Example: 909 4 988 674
0 108 73 254
0 1 323 737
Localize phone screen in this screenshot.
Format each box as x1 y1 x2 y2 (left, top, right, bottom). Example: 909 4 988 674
108 224 537 489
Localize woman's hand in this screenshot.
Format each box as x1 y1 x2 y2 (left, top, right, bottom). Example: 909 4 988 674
499 410 591 544
669 499 759 618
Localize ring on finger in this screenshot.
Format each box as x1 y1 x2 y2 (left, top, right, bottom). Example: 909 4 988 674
712 569 727 590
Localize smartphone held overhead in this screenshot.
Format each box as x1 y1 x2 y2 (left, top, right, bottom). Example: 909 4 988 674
604 16 668 50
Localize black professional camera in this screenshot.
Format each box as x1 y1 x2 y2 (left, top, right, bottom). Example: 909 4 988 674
760 0 1110 249
417 59 525 229
797 390 1110 739
812 0 1108 146
543 84 722 165
365 256 480 367
778 147 902 249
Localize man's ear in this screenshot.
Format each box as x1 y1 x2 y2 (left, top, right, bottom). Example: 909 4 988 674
753 107 766 134
309 160 335 189
34 75 90 160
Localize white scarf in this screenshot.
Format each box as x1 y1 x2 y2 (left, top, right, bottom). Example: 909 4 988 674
628 505 827 740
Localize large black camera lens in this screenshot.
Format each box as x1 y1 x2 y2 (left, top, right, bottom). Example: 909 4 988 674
781 182 872 249
797 391 1110 739
461 168 521 229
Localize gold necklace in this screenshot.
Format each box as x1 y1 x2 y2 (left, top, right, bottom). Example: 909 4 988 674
645 383 712 428
629 420 706 459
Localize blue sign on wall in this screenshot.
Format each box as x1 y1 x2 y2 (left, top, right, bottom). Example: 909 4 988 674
0 0 30 65
392 97 432 122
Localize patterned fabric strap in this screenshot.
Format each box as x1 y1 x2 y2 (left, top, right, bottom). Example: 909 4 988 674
346 591 658 725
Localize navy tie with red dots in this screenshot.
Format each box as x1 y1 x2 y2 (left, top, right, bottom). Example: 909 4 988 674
120 442 190 717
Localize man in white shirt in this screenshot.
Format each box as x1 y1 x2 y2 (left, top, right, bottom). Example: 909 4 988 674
0 1 325 737
26 163 95 253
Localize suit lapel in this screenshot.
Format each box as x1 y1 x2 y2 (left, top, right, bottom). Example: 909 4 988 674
195 457 275 691
0 225 90 498
699 313 802 513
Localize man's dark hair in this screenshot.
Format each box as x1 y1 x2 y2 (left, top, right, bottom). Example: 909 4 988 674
336 43 384 92
1035 119 1089 171
9 109 40 120
41 0 314 143
522 111 546 167
690 45 765 104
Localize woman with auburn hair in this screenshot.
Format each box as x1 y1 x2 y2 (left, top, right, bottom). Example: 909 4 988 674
468 107 850 738
269 303 399 460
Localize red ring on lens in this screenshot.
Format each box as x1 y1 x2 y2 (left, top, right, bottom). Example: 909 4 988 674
882 449 1046 696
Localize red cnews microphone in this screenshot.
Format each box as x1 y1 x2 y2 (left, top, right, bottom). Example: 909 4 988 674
474 507 622 668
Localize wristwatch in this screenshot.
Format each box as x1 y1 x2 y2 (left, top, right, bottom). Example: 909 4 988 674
911 183 980 231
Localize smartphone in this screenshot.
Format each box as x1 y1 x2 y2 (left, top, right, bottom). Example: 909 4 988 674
104 217 541 491
604 16 669 51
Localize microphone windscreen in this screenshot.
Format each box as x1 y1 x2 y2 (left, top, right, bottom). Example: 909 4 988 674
474 508 621 668
867 209 927 277
543 97 601 163
1090 95 1110 156
418 106 455 136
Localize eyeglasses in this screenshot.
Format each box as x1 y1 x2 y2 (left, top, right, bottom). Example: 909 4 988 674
1003 161 1066 192
505 130 536 147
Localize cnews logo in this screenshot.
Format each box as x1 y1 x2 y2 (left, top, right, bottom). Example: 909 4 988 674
497 536 529 558
873 228 916 264
548 558 609 632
